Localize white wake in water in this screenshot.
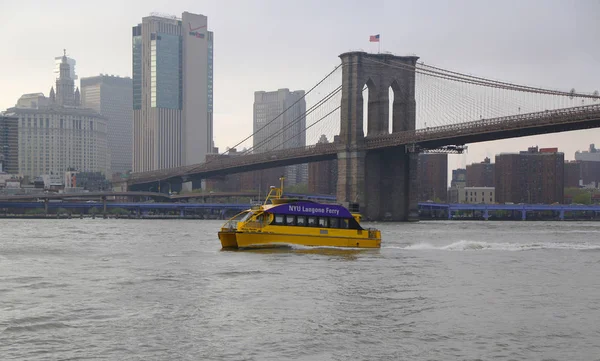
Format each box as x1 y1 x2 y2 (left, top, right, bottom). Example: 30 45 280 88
391 240 600 251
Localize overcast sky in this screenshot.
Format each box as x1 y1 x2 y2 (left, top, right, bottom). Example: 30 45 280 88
1 0 599 174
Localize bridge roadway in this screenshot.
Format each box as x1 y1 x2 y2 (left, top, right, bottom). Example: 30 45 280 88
126 104 600 188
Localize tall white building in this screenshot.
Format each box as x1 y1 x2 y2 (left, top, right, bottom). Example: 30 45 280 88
253 89 307 185
81 75 133 175
132 12 214 172
6 52 110 179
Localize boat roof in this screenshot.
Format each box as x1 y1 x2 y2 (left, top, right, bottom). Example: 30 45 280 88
259 200 354 219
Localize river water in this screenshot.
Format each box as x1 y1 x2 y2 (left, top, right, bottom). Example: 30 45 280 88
1 219 599 360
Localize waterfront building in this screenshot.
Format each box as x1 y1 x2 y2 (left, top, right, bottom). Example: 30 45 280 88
81 75 133 175
575 144 600 162
418 153 448 202
72 171 111 191
132 12 214 172
495 146 564 204
462 187 495 204
580 161 600 188
449 186 495 204
308 135 337 195
253 88 307 186
40 174 64 191
5 53 110 179
0 115 19 174
466 157 495 187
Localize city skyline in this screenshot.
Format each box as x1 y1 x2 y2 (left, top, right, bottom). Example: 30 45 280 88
1 0 599 176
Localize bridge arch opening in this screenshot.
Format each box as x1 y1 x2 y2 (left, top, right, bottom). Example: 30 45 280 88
362 78 377 136
388 85 394 134
389 79 407 132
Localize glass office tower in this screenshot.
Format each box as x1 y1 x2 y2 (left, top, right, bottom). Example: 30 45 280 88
132 12 214 172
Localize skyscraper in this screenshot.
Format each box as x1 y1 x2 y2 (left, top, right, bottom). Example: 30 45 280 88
132 12 214 172
81 75 133 175
253 89 306 185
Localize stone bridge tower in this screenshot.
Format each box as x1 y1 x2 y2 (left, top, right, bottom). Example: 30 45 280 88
337 52 420 221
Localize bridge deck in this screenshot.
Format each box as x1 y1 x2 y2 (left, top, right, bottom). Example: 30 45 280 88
127 104 600 187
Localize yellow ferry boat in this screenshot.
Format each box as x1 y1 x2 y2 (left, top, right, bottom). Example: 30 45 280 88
218 178 381 249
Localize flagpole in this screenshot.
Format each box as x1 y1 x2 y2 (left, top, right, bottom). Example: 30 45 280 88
379 34 381 54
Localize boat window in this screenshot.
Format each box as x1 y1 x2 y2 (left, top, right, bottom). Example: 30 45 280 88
318 217 328 228
348 217 363 230
253 213 265 225
240 212 254 223
286 215 295 225
307 216 317 227
232 211 249 221
340 219 349 229
274 214 285 225
329 217 340 228
297 216 306 226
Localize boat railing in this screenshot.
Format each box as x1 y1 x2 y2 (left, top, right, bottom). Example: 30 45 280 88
368 229 380 239
223 219 240 230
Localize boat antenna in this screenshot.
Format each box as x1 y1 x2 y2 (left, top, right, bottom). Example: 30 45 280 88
279 175 285 197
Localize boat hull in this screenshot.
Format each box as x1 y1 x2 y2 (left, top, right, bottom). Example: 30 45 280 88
218 231 239 248
233 231 380 249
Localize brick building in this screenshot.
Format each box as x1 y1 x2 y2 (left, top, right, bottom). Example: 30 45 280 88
201 149 286 194
466 157 495 187
308 135 337 195
564 161 581 188
418 153 448 202
495 147 564 204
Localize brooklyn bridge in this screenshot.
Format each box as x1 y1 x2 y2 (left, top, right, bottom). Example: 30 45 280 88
124 52 600 221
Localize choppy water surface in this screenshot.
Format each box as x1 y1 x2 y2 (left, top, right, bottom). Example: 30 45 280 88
1 219 600 360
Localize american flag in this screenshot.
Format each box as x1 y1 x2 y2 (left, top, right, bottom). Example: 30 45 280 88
369 34 380 42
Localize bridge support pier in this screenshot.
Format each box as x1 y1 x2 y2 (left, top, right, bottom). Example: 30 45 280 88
336 51 419 222
336 149 366 210
336 147 419 221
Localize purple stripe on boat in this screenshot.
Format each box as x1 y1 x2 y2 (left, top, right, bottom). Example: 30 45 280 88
269 202 353 218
